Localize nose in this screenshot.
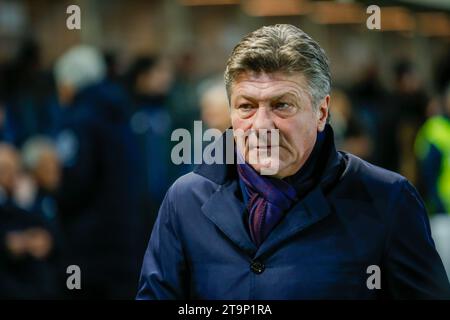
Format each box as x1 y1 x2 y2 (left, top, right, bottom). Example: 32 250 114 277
252 105 275 131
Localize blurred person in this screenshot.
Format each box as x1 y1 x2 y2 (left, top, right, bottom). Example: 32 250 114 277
13 172 37 214
0 100 12 143
0 143 61 299
434 47 450 98
138 25 450 299
1 39 59 146
167 51 200 179
103 51 120 83
54 45 141 299
0 144 25 208
199 77 231 133
349 62 388 166
126 56 174 201
392 61 428 122
21 136 61 223
387 60 429 183
0 62 11 143
330 88 372 159
125 55 175 258
415 83 450 215
168 51 200 126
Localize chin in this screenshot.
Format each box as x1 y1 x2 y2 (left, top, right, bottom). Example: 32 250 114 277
248 159 287 177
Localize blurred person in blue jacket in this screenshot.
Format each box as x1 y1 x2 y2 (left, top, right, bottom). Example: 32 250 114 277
126 56 174 208
53 45 141 299
0 143 61 298
137 25 450 300
125 55 176 260
0 40 59 146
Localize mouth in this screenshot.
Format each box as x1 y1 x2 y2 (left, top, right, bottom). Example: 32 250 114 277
251 145 280 150
247 145 282 159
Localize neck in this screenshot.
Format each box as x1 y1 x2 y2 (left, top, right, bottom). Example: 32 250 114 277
283 130 326 184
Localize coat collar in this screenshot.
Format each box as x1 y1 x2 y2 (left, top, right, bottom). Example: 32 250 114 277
195 125 345 258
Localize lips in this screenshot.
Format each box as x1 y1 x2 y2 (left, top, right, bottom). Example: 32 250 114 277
251 145 279 149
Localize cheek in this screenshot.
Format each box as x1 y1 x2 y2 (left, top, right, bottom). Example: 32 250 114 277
231 113 250 130
277 116 316 151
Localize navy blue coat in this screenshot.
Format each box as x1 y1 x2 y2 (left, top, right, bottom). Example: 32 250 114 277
137 130 450 299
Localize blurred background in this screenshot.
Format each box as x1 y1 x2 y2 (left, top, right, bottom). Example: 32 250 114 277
1 0 450 299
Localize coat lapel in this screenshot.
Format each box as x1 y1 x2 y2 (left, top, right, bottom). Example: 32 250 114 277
254 186 332 259
195 132 257 255
201 180 257 256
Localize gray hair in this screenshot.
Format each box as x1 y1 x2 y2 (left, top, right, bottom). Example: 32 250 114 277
224 24 331 109
54 45 106 92
197 75 226 100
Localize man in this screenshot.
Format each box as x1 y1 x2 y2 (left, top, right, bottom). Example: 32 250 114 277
54 45 142 299
21 136 61 223
137 24 450 299
0 143 61 298
125 56 176 251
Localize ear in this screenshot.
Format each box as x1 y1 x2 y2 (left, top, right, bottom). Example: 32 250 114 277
317 95 330 132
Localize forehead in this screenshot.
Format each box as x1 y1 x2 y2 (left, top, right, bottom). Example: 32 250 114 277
231 71 309 101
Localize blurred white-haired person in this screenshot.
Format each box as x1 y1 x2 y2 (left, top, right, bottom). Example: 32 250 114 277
199 76 231 133
52 44 142 299
21 136 61 223
54 45 106 106
0 143 61 299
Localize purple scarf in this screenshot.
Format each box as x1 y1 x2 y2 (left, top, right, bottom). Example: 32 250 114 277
237 131 326 247
237 156 298 247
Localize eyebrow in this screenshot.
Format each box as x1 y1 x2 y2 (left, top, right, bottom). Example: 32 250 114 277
235 92 299 103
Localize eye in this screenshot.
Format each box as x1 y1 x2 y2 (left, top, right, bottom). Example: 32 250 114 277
274 102 291 110
237 104 254 111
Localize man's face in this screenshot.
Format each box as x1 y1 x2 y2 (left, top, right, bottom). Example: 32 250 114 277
230 71 329 178
35 150 61 192
0 147 20 194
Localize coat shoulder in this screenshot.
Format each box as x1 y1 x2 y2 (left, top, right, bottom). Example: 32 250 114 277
170 171 220 194
165 171 221 212
336 152 412 212
343 152 406 186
